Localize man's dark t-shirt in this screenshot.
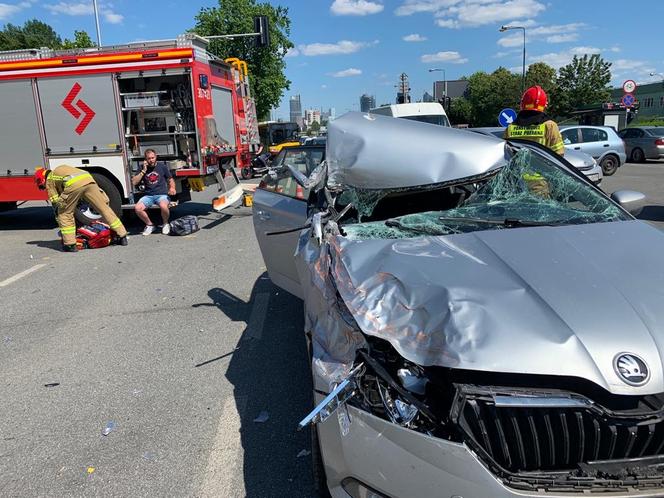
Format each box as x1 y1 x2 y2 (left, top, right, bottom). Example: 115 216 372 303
142 162 172 195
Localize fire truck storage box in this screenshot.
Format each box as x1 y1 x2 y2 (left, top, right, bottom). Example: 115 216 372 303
123 93 161 108
139 141 175 156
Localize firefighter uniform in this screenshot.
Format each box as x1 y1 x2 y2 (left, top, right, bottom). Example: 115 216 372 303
45 165 127 245
504 120 565 155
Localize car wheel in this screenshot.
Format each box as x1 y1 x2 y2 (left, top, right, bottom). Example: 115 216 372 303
240 166 253 180
631 148 645 163
74 173 122 225
600 155 619 176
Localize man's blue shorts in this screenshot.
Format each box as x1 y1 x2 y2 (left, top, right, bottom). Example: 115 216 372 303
137 194 169 208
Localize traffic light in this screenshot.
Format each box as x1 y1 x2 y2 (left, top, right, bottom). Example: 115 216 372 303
254 16 270 48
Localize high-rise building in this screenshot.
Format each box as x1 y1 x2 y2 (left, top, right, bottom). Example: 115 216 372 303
289 95 302 124
360 94 376 112
303 108 321 128
422 91 434 103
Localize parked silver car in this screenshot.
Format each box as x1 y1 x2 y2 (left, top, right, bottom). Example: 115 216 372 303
559 125 627 176
253 113 660 498
469 127 603 185
618 126 664 162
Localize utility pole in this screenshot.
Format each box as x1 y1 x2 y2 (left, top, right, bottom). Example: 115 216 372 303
396 73 410 104
92 0 102 47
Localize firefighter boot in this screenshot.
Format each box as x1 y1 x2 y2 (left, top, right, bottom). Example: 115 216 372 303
62 243 78 252
116 235 128 246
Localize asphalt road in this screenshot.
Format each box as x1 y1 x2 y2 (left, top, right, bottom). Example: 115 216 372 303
0 187 314 498
0 159 662 497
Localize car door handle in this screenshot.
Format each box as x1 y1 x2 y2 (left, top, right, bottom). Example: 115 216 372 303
574 147 581 150
603 144 610 147
256 209 271 221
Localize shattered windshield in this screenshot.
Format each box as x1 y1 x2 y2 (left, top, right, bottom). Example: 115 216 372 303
344 148 629 240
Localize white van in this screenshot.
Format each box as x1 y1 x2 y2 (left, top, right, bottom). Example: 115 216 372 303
369 102 450 127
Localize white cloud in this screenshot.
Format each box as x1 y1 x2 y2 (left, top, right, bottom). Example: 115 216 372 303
420 50 467 64
331 0 383 15
529 46 601 69
298 40 377 56
45 1 123 24
285 47 300 57
330 68 362 77
430 0 546 28
0 3 25 19
321 84 328 89
403 33 427 42
395 0 457 16
497 22 585 47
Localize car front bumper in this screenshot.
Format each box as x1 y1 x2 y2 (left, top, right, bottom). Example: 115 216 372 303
318 402 664 498
579 162 603 185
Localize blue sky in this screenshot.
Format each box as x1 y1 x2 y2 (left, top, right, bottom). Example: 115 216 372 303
2 0 662 120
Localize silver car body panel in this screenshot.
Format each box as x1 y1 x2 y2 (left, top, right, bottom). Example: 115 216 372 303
318 401 664 498
326 112 507 190
560 125 627 165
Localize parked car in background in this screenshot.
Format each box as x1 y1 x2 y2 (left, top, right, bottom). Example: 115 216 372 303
559 125 626 176
469 127 603 185
618 126 664 162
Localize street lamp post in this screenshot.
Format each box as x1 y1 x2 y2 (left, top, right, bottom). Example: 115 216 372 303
428 68 446 101
92 0 102 47
650 72 664 88
499 25 526 94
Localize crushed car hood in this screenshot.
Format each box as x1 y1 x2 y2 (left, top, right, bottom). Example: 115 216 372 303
326 112 508 190
324 220 664 395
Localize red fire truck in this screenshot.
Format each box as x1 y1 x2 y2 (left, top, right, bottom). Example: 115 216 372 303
0 34 260 221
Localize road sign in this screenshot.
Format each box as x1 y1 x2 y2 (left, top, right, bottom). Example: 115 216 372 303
623 80 637 94
622 93 636 107
498 108 517 127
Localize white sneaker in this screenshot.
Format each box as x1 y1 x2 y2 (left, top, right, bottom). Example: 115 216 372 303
142 225 155 236
161 223 171 235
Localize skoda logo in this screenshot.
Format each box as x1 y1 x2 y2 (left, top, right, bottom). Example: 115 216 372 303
614 353 650 386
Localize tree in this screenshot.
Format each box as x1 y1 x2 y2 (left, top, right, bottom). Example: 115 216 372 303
525 62 557 98
0 19 93 51
62 30 94 49
192 0 294 120
447 97 472 126
552 54 612 118
465 68 521 126
310 121 321 133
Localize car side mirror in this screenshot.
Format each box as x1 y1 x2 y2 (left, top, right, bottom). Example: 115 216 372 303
610 190 645 216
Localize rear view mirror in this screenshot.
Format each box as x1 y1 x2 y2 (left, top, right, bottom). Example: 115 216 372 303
611 190 645 216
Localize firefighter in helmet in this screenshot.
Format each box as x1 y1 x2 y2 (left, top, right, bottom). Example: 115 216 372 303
34 166 128 252
504 85 565 155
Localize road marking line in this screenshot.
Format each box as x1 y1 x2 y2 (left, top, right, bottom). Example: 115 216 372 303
246 292 269 341
198 395 247 498
0 264 46 288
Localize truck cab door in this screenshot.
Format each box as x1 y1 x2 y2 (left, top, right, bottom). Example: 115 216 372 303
252 147 324 299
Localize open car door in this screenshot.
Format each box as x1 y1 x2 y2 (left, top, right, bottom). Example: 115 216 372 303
252 146 325 299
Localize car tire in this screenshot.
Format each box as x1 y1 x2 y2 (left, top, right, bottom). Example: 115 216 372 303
600 155 619 176
631 148 645 163
74 173 122 225
240 166 253 180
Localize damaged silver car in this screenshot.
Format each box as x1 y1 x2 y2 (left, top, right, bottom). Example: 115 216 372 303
252 112 664 498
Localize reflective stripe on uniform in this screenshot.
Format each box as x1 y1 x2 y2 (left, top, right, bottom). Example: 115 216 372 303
506 124 546 142
550 140 565 153
60 226 76 234
109 219 122 229
49 195 60 203
523 172 545 181
64 173 93 187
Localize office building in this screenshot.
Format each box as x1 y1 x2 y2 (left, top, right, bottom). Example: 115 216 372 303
289 94 302 124
360 94 376 112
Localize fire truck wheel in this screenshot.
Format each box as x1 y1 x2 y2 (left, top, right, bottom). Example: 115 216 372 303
74 173 122 225
240 166 253 180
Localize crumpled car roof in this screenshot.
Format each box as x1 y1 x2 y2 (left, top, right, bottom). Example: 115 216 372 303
325 112 509 190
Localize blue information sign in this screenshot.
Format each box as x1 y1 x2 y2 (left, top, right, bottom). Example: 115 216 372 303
498 108 517 128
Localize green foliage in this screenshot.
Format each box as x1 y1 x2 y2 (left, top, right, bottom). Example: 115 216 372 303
0 19 93 51
465 67 521 126
525 62 557 97
551 54 612 118
447 97 473 125
192 0 294 120
309 121 321 132
62 30 94 49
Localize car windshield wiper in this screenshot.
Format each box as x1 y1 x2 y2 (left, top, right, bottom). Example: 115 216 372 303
437 216 559 228
384 218 455 235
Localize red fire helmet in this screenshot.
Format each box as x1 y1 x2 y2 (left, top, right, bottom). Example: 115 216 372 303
34 167 48 189
520 85 548 112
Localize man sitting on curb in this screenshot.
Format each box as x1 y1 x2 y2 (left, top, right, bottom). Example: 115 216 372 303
132 149 176 235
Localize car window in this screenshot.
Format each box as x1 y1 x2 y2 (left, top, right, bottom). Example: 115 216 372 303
262 148 324 199
646 128 664 137
581 128 608 142
561 128 579 144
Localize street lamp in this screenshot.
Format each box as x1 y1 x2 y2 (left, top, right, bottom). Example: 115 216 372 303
499 25 526 94
428 68 446 100
92 0 102 47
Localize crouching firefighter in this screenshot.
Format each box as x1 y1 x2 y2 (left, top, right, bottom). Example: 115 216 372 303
34 166 128 252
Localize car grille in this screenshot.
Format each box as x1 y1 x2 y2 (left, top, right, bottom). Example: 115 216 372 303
455 387 664 474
